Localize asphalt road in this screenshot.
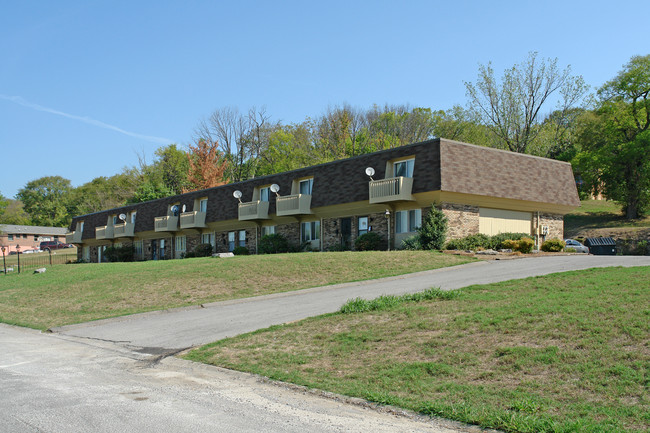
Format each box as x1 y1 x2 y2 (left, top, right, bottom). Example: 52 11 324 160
54 255 650 351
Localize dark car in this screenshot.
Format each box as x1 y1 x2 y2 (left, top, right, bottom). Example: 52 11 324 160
39 241 73 251
564 239 589 254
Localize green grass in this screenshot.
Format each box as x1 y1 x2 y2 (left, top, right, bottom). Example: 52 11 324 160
185 266 650 433
0 251 473 329
1 249 77 269
565 200 650 237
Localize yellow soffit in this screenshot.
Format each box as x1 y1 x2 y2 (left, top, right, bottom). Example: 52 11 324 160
413 191 577 215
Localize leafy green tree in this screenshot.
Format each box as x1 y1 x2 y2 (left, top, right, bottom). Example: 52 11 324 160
153 144 190 194
0 199 30 225
17 176 73 227
465 52 588 155
576 55 650 218
70 169 140 214
0 192 7 221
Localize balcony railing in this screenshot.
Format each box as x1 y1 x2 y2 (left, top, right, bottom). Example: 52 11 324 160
180 211 207 229
276 194 312 216
66 230 83 244
114 222 135 238
95 225 114 240
154 215 179 232
238 200 270 221
369 177 414 204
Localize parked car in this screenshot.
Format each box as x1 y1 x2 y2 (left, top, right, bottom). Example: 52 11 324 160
39 241 73 251
564 239 589 254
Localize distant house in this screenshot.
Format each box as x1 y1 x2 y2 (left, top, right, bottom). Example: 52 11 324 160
67 138 580 263
0 224 68 253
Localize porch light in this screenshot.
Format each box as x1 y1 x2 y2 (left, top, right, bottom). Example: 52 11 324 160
365 167 375 181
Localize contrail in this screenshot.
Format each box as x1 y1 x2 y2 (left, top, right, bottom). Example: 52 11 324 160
0 94 172 144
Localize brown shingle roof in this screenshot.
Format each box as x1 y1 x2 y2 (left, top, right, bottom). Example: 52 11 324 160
439 139 580 207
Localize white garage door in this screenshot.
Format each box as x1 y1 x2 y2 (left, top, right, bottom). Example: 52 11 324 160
479 208 532 236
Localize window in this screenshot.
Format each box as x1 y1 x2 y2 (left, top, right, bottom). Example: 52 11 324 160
175 235 186 253
358 217 369 236
199 198 208 212
394 158 414 178
301 221 321 242
130 212 137 224
261 225 276 237
80 221 84 233
8 234 13 241
260 187 270 202
23 234 28 239
34 235 38 241
239 230 246 247
228 231 236 252
299 178 313 195
202 232 214 246
112 215 118 225
395 209 421 233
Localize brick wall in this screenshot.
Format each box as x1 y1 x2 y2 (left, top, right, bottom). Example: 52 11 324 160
441 203 480 239
538 213 564 243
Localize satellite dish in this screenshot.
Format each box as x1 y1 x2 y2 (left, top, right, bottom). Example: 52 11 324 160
171 205 179 216
182 204 187 213
233 190 242 199
365 167 375 177
119 213 127 222
270 184 280 194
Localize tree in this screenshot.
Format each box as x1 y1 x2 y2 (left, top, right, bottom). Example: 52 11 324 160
576 55 650 219
0 199 30 225
0 192 7 221
184 139 229 192
465 52 588 154
417 205 448 250
16 176 73 227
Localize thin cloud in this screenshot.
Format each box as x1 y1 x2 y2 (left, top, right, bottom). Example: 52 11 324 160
0 94 172 144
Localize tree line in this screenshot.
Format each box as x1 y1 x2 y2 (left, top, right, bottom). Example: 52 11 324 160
1 52 648 228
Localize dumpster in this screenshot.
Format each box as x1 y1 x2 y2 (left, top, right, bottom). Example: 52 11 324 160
584 237 617 255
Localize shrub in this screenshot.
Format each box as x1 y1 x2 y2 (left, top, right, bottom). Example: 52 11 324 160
542 238 565 252
516 237 535 253
104 245 134 262
444 232 528 251
355 232 382 251
185 243 213 258
401 235 422 250
232 246 249 255
490 232 528 250
328 243 350 252
259 233 290 254
500 239 518 250
418 205 448 250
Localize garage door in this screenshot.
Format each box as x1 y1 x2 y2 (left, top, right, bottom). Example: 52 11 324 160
479 208 532 236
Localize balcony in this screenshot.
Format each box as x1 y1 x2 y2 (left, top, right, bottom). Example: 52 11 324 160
154 215 179 232
276 194 312 216
66 230 83 244
95 225 114 240
114 222 135 238
238 200 269 221
180 211 207 229
369 177 414 204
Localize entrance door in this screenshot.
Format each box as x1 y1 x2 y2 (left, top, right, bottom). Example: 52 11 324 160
341 217 352 248
152 240 158 260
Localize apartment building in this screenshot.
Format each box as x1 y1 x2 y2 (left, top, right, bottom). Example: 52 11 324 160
67 138 580 262
0 225 69 253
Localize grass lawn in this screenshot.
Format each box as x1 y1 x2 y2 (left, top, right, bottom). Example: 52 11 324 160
565 200 650 238
0 251 473 330
1 249 77 270
185 266 650 433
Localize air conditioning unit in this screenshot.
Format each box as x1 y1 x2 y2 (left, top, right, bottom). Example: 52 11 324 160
541 225 549 235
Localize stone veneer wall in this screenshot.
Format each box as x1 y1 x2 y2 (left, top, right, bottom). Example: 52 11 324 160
441 203 480 240
537 213 564 243
321 212 390 251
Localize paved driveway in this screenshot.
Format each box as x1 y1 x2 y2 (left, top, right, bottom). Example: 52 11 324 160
54 255 650 351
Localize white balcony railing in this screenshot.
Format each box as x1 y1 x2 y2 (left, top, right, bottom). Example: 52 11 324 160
276 194 311 216
369 177 414 204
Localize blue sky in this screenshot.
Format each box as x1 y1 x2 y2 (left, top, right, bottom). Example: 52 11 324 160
1 0 648 198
